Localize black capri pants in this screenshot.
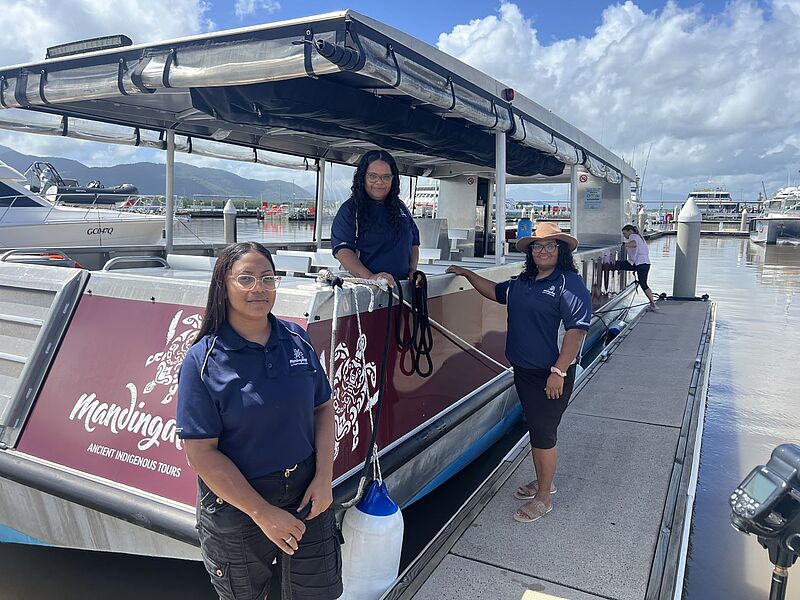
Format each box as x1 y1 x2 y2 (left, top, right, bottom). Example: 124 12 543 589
514 364 576 450
196 455 343 600
617 260 651 291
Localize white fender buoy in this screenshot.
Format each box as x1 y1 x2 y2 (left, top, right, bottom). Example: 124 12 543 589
340 480 404 600
605 319 627 344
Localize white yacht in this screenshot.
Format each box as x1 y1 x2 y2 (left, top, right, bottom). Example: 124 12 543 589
0 161 165 248
685 187 741 219
750 187 800 244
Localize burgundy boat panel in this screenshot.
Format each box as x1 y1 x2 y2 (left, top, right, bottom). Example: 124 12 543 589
306 290 508 477
17 295 304 507
16 288 511 506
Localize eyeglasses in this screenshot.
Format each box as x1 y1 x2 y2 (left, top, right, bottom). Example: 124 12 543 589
231 274 282 290
531 241 559 254
365 172 393 184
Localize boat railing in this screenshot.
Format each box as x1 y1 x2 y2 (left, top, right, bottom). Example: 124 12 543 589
0 193 60 224
101 256 170 271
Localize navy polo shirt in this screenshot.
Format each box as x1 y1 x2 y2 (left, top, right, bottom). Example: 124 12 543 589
495 269 593 370
331 197 420 281
176 314 331 480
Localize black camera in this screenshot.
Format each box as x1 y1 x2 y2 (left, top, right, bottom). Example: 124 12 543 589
731 444 800 599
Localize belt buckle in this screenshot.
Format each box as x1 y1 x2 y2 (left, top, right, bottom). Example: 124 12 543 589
284 464 298 478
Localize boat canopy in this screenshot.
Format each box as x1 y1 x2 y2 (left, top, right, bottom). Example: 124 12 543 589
0 11 632 183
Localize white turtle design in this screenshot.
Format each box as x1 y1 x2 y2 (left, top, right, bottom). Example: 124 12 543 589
328 333 378 459
143 310 203 405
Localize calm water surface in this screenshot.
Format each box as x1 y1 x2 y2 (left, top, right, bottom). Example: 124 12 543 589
646 236 800 600
172 216 318 246
1 234 798 599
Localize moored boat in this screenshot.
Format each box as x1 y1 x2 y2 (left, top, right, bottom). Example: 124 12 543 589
750 187 800 244
25 161 138 207
0 161 164 248
0 9 638 566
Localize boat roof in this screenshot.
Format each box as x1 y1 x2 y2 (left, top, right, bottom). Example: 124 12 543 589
0 10 634 184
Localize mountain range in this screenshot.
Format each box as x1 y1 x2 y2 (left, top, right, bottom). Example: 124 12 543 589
0 144 314 202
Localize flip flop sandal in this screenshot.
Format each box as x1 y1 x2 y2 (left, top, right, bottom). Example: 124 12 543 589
514 499 553 523
513 480 557 500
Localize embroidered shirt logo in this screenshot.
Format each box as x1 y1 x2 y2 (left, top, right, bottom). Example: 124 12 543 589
542 285 557 297
289 348 308 367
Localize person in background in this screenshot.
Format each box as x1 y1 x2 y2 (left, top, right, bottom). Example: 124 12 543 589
331 149 420 288
618 224 658 311
446 222 592 523
177 242 342 600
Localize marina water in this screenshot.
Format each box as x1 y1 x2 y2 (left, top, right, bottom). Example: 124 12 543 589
1 228 798 599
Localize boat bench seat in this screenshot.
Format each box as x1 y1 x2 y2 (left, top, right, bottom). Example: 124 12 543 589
273 254 312 276
275 249 341 271
418 247 442 264
166 254 217 271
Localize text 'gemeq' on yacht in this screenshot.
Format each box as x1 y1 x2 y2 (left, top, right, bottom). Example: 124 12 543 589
0 11 637 569
750 186 800 244
0 161 165 248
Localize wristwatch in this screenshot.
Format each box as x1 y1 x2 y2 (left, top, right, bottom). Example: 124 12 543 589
550 366 567 378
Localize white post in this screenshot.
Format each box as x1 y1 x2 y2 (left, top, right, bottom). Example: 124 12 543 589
673 204 679 230
673 197 702 298
740 206 748 232
165 130 175 254
314 160 326 247
494 131 507 264
637 206 646 234
223 199 237 244
570 167 579 239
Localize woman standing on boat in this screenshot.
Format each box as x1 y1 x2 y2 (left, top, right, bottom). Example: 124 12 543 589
331 149 420 287
446 222 591 523
176 242 342 600
617 224 658 311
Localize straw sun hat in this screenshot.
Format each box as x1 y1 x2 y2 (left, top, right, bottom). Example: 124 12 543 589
515 221 578 253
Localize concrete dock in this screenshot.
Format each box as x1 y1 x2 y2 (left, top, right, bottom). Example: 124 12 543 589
386 299 715 600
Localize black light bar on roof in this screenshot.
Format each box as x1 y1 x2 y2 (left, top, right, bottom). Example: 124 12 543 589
46 35 133 59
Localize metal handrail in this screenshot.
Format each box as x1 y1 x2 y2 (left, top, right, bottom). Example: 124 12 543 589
101 256 170 271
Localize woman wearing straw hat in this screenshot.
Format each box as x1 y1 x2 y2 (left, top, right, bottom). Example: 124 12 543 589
447 222 592 523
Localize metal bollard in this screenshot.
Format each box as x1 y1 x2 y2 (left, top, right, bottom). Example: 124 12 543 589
740 206 748 232
223 199 237 244
673 197 701 298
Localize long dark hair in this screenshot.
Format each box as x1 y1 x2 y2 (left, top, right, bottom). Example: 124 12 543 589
622 224 640 235
522 240 578 279
193 242 276 344
350 149 404 240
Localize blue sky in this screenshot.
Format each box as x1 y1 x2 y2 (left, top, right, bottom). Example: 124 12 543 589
208 1 752 44
0 0 797 201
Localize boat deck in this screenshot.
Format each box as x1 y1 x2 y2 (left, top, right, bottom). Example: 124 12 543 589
387 299 715 600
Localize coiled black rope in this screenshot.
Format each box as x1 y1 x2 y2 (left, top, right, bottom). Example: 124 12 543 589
393 271 434 378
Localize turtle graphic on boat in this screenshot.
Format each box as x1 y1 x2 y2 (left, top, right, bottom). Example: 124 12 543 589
143 310 203 405
325 333 379 459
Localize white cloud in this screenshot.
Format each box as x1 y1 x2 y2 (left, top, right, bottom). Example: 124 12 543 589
234 0 280 19
438 1 800 199
0 0 217 170
0 0 214 67
4 1 800 203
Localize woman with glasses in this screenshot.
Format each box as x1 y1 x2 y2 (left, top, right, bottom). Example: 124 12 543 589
446 222 592 524
176 242 342 600
331 149 420 287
